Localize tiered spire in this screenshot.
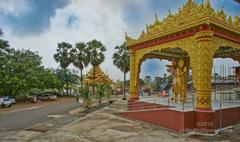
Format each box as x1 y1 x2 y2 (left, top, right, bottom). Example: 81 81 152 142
84 66 112 85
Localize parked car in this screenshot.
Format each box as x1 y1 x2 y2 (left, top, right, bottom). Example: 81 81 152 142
5 96 16 104
37 92 57 101
0 97 12 108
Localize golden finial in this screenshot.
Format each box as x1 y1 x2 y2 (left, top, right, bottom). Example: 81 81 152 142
234 16 240 26
146 24 149 32
168 10 172 16
139 30 146 39
154 13 159 24
228 16 233 25
221 6 224 11
217 6 226 22
125 32 129 40
154 13 158 21
205 0 211 7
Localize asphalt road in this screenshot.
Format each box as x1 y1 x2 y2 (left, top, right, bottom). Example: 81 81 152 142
0 101 80 132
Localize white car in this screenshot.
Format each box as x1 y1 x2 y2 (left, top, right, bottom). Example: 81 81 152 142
5 96 16 104
0 97 12 108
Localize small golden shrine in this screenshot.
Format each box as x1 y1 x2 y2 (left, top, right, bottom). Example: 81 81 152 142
84 66 112 85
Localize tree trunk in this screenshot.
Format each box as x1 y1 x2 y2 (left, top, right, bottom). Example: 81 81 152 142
122 72 127 100
80 69 83 93
93 65 96 96
64 68 69 95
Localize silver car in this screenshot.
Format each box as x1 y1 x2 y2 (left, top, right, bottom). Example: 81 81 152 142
37 93 57 101
0 97 12 108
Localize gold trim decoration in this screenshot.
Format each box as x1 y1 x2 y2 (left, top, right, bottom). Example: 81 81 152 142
125 0 240 47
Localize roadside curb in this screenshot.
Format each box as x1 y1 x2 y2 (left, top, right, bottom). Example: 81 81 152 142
69 100 115 116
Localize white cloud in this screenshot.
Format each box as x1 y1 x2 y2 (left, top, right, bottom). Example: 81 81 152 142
3 0 239 81
0 0 29 15
5 0 145 81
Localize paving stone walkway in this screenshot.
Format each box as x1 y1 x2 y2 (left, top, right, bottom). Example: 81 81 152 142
0 99 239 142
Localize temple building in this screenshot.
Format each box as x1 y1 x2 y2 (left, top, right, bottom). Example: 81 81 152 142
84 66 112 85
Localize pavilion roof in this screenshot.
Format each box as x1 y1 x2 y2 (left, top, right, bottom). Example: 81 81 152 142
125 0 240 48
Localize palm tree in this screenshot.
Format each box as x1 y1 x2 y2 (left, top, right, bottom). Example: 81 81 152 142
87 39 106 96
54 42 72 94
0 29 9 49
144 75 151 86
112 44 130 100
70 42 90 93
0 28 3 37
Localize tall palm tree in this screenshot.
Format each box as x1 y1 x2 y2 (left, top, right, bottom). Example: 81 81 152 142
112 44 130 100
144 75 151 86
70 42 89 93
0 28 3 37
87 39 106 96
54 42 72 94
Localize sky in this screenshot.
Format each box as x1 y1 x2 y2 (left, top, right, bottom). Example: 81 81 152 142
0 0 239 81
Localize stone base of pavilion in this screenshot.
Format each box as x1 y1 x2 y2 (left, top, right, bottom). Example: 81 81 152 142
119 97 240 134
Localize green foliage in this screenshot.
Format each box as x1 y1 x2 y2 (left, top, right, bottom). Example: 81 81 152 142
0 28 3 37
87 39 106 66
112 44 130 74
0 43 79 98
144 76 151 86
0 39 9 49
54 42 73 94
70 42 89 70
54 42 72 69
0 47 43 96
87 39 106 96
70 42 90 93
112 43 130 99
104 84 112 99
82 85 92 108
97 84 105 104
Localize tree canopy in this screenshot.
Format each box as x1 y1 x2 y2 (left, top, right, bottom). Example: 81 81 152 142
0 42 79 97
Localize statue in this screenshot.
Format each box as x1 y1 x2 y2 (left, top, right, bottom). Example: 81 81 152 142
176 58 187 103
166 59 178 102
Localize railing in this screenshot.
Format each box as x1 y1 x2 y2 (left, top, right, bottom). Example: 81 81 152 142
125 98 172 112
124 91 240 112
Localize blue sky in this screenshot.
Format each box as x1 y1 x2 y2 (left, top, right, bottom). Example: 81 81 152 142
0 0 239 80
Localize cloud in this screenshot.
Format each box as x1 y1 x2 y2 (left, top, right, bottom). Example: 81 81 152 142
1 0 239 81
0 0 29 15
140 59 171 79
0 0 69 35
4 0 134 81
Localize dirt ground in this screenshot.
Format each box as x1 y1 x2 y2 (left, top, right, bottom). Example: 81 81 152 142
0 99 239 142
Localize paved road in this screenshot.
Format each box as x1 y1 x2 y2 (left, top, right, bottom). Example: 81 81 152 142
0 101 80 131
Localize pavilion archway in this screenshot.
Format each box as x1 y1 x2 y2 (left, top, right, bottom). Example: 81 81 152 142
125 0 240 111
133 47 190 98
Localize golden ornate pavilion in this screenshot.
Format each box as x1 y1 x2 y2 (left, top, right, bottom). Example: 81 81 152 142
84 66 112 85
125 0 240 111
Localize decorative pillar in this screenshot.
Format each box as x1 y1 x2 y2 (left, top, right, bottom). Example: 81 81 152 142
191 31 215 111
129 50 139 100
